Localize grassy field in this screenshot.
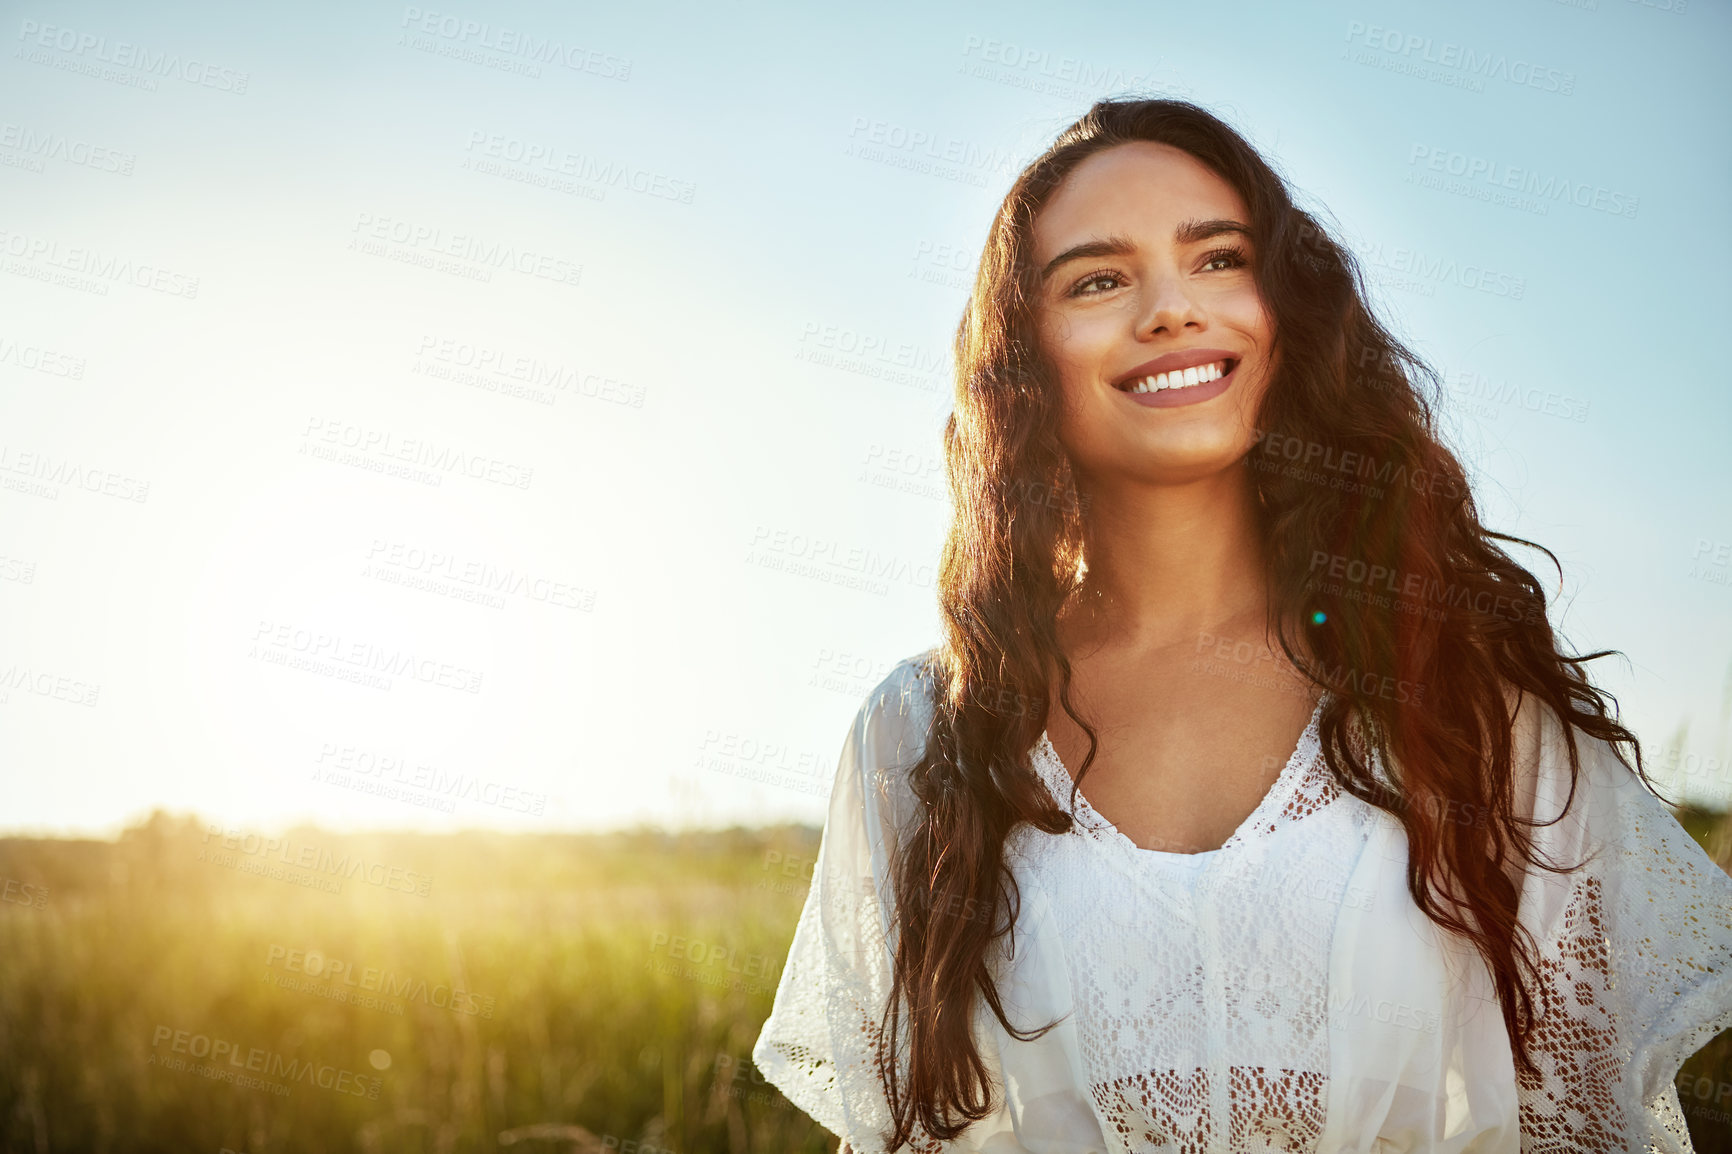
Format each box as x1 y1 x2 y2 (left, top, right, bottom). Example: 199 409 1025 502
0 807 1727 1153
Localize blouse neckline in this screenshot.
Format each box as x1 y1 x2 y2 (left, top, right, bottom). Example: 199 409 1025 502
1032 693 1327 860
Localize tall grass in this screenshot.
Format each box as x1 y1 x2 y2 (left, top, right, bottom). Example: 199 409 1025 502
0 812 830 1153
0 807 1726 1152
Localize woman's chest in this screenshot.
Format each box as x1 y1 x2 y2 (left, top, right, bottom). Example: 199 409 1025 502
1030 803 1372 1073
1043 637 1321 856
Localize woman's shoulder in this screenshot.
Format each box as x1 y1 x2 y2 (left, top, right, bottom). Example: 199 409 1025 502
1505 685 1650 823
868 645 943 704
853 647 943 748
845 648 943 838
1501 684 1728 908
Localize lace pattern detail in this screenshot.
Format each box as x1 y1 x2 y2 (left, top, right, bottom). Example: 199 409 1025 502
1509 705 1732 1153
1268 738 1342 831
1515 873 1626 1152
1093 1067 1328 1153
1227 1068 1328 1149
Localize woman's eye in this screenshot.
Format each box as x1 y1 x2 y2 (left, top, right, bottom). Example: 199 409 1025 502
1068 271 1123 297
1201 247 1248 272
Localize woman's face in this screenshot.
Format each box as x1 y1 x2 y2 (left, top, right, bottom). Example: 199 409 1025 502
1030 140 1277 489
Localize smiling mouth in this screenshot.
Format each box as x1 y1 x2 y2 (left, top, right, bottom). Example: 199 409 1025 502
1114 358 1237 394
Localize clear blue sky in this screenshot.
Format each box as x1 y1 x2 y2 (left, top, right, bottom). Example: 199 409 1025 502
2 0 1728 836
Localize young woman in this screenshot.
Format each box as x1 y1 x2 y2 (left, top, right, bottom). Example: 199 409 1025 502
753 98 1732 1153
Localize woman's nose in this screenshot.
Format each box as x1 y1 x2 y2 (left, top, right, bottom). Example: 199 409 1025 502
1133 272 1204 337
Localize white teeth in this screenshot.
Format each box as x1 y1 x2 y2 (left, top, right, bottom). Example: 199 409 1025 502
1128 360 1228 394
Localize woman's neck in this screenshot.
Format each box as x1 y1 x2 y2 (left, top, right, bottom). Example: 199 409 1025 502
1061 466 1269 654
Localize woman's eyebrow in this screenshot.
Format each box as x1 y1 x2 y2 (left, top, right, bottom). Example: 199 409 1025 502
1039 234 1136 282
1174 217 1251 244
1039 219 1252 282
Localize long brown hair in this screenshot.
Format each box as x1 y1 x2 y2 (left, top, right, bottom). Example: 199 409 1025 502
874 97 1658 1149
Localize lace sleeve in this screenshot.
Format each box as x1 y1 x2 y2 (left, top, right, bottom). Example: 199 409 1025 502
1513 700 1732 1153
751 655 954 1153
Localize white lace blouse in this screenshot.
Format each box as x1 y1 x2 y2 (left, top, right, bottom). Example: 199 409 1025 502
752 653 1732 1153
